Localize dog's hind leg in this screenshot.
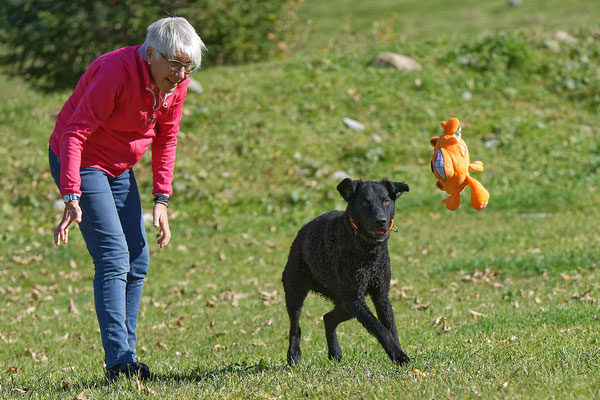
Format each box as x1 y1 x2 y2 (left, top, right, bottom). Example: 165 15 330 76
323 306 352 361
282 261 309 366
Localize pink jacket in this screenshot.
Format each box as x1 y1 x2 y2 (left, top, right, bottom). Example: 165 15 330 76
49 45 188 196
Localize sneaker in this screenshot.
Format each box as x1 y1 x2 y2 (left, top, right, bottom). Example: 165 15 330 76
107 362 151 381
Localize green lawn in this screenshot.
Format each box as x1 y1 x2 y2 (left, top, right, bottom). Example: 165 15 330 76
0 0 599 398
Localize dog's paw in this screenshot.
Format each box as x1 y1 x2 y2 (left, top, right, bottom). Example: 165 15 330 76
328 349 343 362
287 350 302 366
392 351 410 366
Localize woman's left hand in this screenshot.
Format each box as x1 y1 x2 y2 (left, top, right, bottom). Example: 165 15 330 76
153 203 171 248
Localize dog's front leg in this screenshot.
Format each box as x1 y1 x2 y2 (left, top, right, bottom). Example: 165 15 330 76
371 289 409 362
342 296 410 366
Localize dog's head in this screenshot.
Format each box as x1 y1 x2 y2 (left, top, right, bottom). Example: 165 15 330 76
337 178 409 244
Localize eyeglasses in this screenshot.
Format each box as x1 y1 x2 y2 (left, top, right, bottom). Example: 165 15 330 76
158 52 196 74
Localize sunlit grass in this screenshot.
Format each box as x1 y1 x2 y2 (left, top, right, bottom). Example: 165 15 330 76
1 1 599 398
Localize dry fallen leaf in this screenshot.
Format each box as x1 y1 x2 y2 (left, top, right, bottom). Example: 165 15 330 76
469 310 488 319
68 298 80 314
571 288 595 303
561 273 582 281
461 268 503 287
213 344 227 352
219 289 250 307
154 342 168 350
409 368 435 377
205 300 217 308
151 322 167 330
412 303 430 310
432 316 452 332
23 348 48 364
495 336 518 344
72 390 87 400
259 290 279 306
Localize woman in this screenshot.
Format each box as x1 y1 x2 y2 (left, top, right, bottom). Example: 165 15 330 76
49 17 206 380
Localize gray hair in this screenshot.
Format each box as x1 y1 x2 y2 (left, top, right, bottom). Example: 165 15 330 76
139 17 206 69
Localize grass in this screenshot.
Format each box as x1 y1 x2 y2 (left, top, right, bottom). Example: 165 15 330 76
1 0 600 398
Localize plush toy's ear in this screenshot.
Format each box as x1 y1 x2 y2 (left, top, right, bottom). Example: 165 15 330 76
337 178 361 202
383 179 410 200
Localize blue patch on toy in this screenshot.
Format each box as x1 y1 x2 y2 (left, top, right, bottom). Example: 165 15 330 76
434 149 446 181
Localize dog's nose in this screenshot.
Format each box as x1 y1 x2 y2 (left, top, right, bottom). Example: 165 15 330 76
376 218 387 227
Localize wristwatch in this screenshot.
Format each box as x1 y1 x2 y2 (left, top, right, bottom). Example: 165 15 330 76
63 193 80 203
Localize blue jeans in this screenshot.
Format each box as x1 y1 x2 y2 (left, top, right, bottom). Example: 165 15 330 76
49 147 149 369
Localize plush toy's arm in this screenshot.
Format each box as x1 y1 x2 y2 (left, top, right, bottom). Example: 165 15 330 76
469 161 484 172
430 137 439 147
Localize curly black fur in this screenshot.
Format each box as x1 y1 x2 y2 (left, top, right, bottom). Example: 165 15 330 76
282 178 410 366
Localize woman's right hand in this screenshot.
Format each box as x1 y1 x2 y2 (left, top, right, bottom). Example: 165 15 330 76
54 201 82 246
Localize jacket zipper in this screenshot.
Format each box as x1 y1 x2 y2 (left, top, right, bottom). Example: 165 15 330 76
145 87 172 124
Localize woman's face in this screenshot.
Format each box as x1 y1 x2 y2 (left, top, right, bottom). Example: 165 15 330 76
146 48 191 93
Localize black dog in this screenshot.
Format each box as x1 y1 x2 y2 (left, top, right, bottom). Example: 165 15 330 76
282 178 410 366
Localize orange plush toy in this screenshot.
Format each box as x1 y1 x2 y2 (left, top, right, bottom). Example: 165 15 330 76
430 117 489 210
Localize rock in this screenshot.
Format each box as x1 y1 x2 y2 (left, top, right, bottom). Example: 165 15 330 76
555 30 578 45
484 137 500 149
544 39 561 52
507 0 522 6
371 52 422 71
330 171 350 181
187 78 204 94
342 117 365 131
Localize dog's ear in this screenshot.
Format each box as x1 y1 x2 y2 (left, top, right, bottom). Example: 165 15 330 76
337 178 361 201
383 179 410 200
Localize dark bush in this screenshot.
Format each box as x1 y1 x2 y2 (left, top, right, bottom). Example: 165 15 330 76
0 0 293 90
178 0 293 65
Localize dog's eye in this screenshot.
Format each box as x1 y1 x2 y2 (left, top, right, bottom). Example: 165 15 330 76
383 199 390 206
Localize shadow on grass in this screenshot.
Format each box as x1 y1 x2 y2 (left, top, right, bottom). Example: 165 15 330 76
151 359 285 383
32 360 283 395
